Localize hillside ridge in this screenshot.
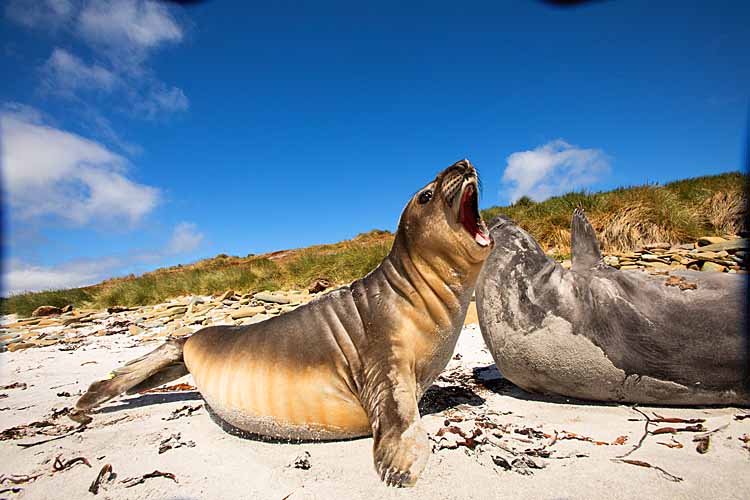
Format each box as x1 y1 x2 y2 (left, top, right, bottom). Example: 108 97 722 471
2 171 747 317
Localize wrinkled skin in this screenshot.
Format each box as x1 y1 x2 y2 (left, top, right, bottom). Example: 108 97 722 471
476 211 749 405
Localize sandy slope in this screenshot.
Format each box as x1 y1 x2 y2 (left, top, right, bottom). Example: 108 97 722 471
1 323 749 500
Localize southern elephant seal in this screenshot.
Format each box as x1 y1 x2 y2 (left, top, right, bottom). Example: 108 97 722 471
476 209 749 405
76 159 493 486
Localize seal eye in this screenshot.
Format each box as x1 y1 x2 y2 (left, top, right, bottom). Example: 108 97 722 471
418 190 433 205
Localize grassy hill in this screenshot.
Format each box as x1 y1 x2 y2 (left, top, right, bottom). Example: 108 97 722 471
2 172 746 317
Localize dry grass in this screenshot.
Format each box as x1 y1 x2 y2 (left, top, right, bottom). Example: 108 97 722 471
2 230 393 317
482 171 747 254
2 172 746 317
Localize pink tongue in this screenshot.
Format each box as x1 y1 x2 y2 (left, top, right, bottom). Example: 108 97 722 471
475 232 491 247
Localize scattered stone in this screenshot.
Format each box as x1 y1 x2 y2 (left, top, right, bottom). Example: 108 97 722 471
308 278 332 294
696 238 748 253
603 255 619 267
640 254 668 262
169 326 194 338
701 261 726 273
641 242 671 251
31 306 62 317
106 306 131 314
218 290 236 301
60 305 73 313
128 325 144 336
697 236 727 247
230 306 266 320
638 261 671 269
7 342 34 352
253 292 290 304
620 265 640 270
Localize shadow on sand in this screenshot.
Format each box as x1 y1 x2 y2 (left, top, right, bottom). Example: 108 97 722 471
471 364 620 408
94 391 204 414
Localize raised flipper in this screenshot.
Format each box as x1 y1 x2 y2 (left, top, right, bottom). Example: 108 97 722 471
76 338 187 411
571 208 605 273
363 364 430 487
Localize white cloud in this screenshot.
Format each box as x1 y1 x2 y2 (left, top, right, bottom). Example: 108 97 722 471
166 222 204 255
1 105 160 225
3 256 123 295
8 1 189 121
42 48 120 95
501 139 611 202
78 0 183 54
4 0 73 29
3 220 204 295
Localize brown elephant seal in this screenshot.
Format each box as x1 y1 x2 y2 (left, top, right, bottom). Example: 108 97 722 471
76 159 492 486
477 209 749 405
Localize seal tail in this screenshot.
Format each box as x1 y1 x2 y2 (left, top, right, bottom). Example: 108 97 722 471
75 338 188 411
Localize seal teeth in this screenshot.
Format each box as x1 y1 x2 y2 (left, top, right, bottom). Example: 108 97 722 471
442 173 464 206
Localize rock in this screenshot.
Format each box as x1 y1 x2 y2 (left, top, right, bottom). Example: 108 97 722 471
675 243 696 250
218 290 237 301
8 342 35 352
641 242 671 250
155 307 187 319
188 303 215 316
32 305 62 317
169 326 194 338
640 254 668 262
620 265 640 270
560 260 572 269
61 304 73 313
690 250 720 259
697 236 727 247
638 261 671 270
107 306 131 314
701 261 726 273
128 325 144 336
695 238 748 253
308 278 332 294
617 252 640 259
253 292 290 304
603 255 620 267
230 306 266 320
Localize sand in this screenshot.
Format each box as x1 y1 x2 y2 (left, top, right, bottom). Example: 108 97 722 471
1 322 749 500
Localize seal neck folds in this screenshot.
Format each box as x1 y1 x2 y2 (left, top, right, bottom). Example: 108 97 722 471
369 159 492 385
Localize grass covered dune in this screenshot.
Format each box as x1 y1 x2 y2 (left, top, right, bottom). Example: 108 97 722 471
2 172 747 317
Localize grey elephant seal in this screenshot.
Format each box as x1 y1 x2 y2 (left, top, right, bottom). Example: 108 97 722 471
476 209 749 405
76 159 492 486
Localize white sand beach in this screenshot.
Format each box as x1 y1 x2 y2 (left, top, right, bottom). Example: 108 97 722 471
1 316 749 500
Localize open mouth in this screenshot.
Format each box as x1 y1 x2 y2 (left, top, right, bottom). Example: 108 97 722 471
458 183 491 247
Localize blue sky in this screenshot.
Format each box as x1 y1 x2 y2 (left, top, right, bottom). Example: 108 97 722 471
1 0 748 294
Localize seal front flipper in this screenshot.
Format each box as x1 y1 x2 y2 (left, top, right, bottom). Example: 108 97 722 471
364 367 429 487
571 208 605 273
